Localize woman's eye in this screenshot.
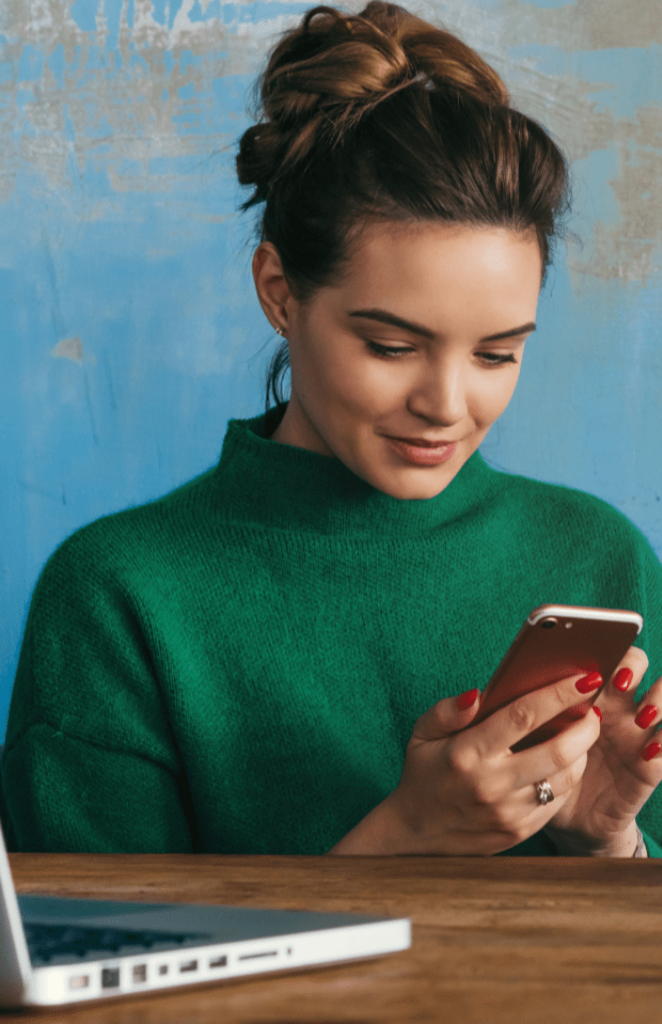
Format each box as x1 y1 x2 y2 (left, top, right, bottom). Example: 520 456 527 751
479 352 518 365
365 341 413 358
365 340 518 366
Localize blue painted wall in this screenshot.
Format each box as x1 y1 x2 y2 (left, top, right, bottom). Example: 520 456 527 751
1 0 661 737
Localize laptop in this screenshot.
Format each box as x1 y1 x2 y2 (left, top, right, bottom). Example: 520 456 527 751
0 819 411 1009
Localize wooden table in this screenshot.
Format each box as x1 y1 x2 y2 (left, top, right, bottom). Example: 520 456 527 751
4 854 662 1023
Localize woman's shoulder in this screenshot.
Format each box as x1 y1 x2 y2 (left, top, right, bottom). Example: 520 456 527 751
36 464 224 590
487 460 656 552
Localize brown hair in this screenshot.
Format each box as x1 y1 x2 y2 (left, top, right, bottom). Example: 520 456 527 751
235 2 572 412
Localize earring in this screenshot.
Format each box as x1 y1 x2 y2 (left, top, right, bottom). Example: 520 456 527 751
275 326 286 337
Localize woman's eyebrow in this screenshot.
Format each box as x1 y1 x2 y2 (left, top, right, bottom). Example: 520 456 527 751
482 323 537 342
348 308 536 342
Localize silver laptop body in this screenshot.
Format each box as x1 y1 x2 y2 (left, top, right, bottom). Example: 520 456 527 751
0 822 411 1008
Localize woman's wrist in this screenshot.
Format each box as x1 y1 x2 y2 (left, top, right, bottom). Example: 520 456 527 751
546 820 641 858
326 791 413 855
592 823 639 857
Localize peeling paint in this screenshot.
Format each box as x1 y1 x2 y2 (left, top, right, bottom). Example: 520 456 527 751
51 335 82 361
0 0 659 283
50 335 96 363
422 0 662 284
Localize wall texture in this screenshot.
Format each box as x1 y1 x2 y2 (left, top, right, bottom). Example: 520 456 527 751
1 0 660 737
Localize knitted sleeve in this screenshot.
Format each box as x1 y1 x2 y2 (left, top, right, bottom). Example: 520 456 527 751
631 526 662 852
1 527 195 853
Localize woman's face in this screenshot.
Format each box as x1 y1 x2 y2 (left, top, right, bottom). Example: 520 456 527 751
254 221 542 501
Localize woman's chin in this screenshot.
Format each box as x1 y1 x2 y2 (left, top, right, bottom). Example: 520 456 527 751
356 463 462 501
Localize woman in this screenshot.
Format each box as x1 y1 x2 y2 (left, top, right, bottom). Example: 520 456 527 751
2 1 662 858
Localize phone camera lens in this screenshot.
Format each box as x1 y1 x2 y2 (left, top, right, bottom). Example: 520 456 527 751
540 617 557 629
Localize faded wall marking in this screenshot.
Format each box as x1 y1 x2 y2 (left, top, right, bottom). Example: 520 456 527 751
51 335 83 362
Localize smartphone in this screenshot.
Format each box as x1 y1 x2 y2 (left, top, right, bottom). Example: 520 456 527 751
472 605 644 752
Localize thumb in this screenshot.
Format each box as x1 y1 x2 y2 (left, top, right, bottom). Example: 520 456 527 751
411 688 481 743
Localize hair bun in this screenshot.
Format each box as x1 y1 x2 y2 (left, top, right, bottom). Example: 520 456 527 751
268 3 507 114
237 2 509 196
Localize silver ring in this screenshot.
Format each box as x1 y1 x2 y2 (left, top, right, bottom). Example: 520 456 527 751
534 780 555 805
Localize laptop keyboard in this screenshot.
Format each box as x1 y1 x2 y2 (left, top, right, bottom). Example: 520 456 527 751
24 922 210 965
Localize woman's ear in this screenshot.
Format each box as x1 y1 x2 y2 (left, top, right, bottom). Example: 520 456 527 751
252 242 293 331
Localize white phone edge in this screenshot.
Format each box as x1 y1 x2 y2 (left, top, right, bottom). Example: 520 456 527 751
527 604 643 635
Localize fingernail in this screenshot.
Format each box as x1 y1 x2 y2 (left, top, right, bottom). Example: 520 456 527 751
592 705 602 721
457 688 480 711
613 668 634 692
576 671 603 694
635 704 658 729
642 741 662 762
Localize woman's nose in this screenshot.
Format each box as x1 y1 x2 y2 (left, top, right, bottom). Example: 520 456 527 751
407 361 468 425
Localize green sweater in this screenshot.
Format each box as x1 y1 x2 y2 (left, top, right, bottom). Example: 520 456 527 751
3 401 662 857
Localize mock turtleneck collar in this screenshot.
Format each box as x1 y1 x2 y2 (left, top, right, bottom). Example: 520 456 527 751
214 401 498 536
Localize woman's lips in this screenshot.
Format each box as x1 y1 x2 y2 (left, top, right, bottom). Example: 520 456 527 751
384 436 457 466
387 436 458 448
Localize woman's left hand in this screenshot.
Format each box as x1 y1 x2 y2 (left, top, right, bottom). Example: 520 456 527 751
543 646 662 856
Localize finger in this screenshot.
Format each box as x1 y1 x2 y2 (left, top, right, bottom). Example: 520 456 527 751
478 753 588 844
613 673 662 753
632 672 662 731
614 684 662 801
411 688 481 743
640 721 662 769
597 645 649 712
595 664 662 796
506 708 599 790
521 751 588 809
543 752 589 804
592 646 660 763
471 670 604 758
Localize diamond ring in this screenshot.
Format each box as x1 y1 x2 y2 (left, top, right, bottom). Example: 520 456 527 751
534 780 555 805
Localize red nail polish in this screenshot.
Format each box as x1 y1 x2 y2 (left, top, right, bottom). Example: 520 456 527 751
634 704 658 730
613 668 633 692
457 688 479 711
642 741 661 762
576 671 603 694
592 705 602 721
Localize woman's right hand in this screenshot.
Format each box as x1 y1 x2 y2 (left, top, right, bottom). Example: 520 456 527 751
370 670 604 856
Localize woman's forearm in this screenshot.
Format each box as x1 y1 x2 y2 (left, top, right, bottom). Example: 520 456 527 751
326 794 413 855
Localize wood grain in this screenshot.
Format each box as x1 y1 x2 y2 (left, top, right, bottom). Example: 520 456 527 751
4 854 662 1023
